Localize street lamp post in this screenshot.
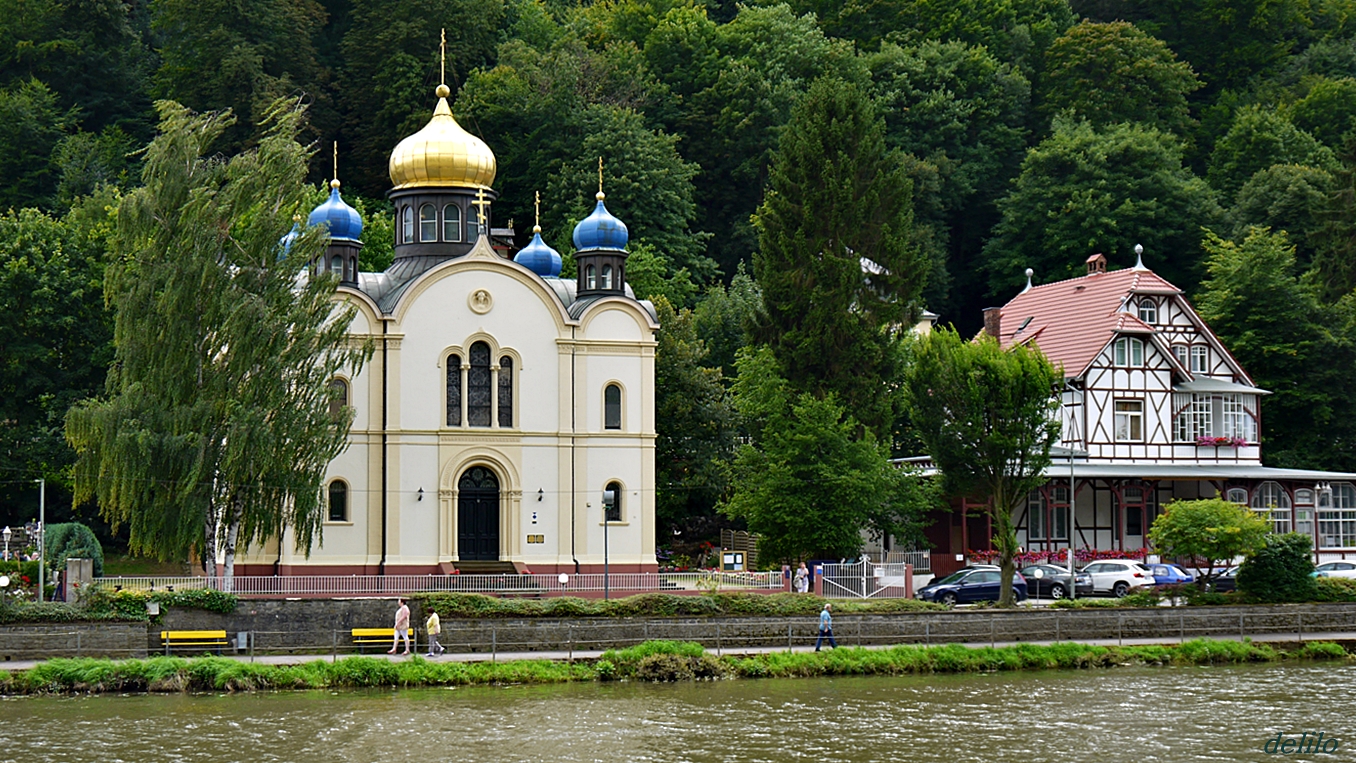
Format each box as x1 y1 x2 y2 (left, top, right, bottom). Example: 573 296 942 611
34 479 44 603
2 526 10 562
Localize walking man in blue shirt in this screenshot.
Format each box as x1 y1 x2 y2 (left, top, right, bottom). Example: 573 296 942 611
815 603 837 651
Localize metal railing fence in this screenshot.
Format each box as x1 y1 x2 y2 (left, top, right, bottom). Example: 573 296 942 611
94 571 784 597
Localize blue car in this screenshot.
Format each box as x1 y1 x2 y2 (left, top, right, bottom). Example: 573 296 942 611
1145 563 1195 586
917 568 1028 606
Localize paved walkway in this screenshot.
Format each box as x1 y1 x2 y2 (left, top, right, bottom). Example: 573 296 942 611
6 630 1355 673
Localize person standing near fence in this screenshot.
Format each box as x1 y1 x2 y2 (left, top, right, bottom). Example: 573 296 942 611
425 608 444 657
815 603 837 651
794 562 809 593
388 598 412 655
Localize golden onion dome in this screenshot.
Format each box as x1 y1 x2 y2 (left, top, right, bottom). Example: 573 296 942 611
388 84 497 191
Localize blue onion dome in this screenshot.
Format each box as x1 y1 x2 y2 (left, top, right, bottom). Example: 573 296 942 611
278 215 302 255
515 224 563 277
308 179 364 241
572 191 628 251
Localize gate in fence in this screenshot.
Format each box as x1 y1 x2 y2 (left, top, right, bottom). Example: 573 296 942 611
818 560 914 599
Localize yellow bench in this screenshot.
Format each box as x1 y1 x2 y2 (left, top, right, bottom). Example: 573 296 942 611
351 627 396 652
161 630 228 654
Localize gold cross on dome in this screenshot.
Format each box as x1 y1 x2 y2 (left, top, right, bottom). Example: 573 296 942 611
534 190 540 229
597 156 604 194
440 29 446 86
472 187 490 231
332 141 338 182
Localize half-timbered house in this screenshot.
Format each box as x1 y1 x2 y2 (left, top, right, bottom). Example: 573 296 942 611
919 250 1356 576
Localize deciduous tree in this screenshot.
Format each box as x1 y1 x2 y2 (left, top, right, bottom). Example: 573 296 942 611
65 100 371 590
1147 497 1270 587
983 119 1221 296
904 328 1061 607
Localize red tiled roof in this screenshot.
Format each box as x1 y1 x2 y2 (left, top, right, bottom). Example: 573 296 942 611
998 267 1182 378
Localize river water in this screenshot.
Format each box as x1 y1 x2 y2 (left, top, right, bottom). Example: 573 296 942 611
2 663 1351 762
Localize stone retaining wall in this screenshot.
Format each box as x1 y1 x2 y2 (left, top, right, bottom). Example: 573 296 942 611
6 602 1356 660
0 623 148 661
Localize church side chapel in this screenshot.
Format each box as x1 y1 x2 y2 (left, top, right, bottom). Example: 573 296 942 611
239 56 660 575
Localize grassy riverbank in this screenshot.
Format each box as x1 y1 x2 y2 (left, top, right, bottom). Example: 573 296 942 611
0 638 1346 695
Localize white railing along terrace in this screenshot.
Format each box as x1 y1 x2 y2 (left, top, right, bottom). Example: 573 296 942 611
95 571 785 597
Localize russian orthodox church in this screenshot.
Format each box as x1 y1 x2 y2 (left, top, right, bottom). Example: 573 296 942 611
239 80 660 575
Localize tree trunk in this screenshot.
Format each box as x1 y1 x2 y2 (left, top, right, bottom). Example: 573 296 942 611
222 497 243 594
993 486 1021 608
203 503 219 581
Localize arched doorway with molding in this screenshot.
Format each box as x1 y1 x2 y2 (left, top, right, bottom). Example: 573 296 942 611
457 466 500 561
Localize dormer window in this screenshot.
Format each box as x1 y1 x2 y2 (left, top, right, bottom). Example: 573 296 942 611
1113 337 1144 367
1173 345 1188 368
1137 299 1157 324
1190 346 1208 373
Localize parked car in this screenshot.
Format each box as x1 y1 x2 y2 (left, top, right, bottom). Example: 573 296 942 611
917 568 1028 606
1206 566 1239 593
1080 559 1157 597
1145 563 1195 586
1018 564 1093 599
1314 561 1356 579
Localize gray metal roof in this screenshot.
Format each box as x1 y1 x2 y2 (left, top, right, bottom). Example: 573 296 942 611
892 456 1356 482
1174 378 1272 395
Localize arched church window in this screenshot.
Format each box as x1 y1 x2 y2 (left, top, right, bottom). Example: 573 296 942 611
328 480 348 522
330 255 342 274
446 353 462 426
402 206 413 243
586 265 597 290
468 342 492 427
498 356 513 427
604 384 622 430
328 378 348 419
420 204 437 242
604 480 622 522
602 265 613 290
443 204 461 242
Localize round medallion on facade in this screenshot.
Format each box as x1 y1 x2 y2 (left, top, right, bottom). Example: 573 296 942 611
469 288 494 314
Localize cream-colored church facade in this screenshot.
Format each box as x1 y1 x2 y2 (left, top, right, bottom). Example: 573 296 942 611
239 83 659 575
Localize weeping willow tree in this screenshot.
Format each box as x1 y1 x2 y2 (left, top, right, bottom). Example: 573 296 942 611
66 99 371 590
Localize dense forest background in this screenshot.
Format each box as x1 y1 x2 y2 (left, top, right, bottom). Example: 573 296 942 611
7 0 1356 557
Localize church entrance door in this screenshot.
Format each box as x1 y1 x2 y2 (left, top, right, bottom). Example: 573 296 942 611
457 467 500 561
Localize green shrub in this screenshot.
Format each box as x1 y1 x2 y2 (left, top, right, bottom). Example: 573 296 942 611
1237 533 1318 602
1312 576 1356 602
151 588 237 614
1118 589 1162 607
416 592 942 619
594 659 617 681
1048 597 1121 609
43 523 104 577
1295 641 1348 660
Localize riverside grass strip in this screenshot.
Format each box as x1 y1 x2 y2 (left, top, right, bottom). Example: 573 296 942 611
0 638 1346 695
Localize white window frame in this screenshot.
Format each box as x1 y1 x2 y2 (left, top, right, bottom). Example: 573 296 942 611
1251 481 1292 534
1114 399 1144 442
1138 299 1157 324
1190 345 1208 373
1113 337 1144 367
1318 483 1356 548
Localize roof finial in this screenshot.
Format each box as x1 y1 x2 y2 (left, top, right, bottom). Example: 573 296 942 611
1022 267 1034 293
330 141 340 189
472 186 490 234
1133 243 1146 270
435 30 450 98
533 190 541 234
597 156 605 201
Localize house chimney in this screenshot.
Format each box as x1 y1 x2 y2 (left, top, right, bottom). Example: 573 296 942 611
983 307 1002 339
1086 253 1107 274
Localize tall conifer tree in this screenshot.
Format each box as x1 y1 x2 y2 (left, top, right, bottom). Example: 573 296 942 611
752 75 927 440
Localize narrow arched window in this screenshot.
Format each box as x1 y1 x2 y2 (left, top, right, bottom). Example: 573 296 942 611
328 481 348 522
601 264 613 289
1138 299 1157 324
586 265 597 290
443 204 461 242
605 480 622 522
402 206 413 243
498 356 513 427
330 254 342 274
468 342 492 426
446 353 462 426
604 383 622 430
329 378 348 419
420 204 437 242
